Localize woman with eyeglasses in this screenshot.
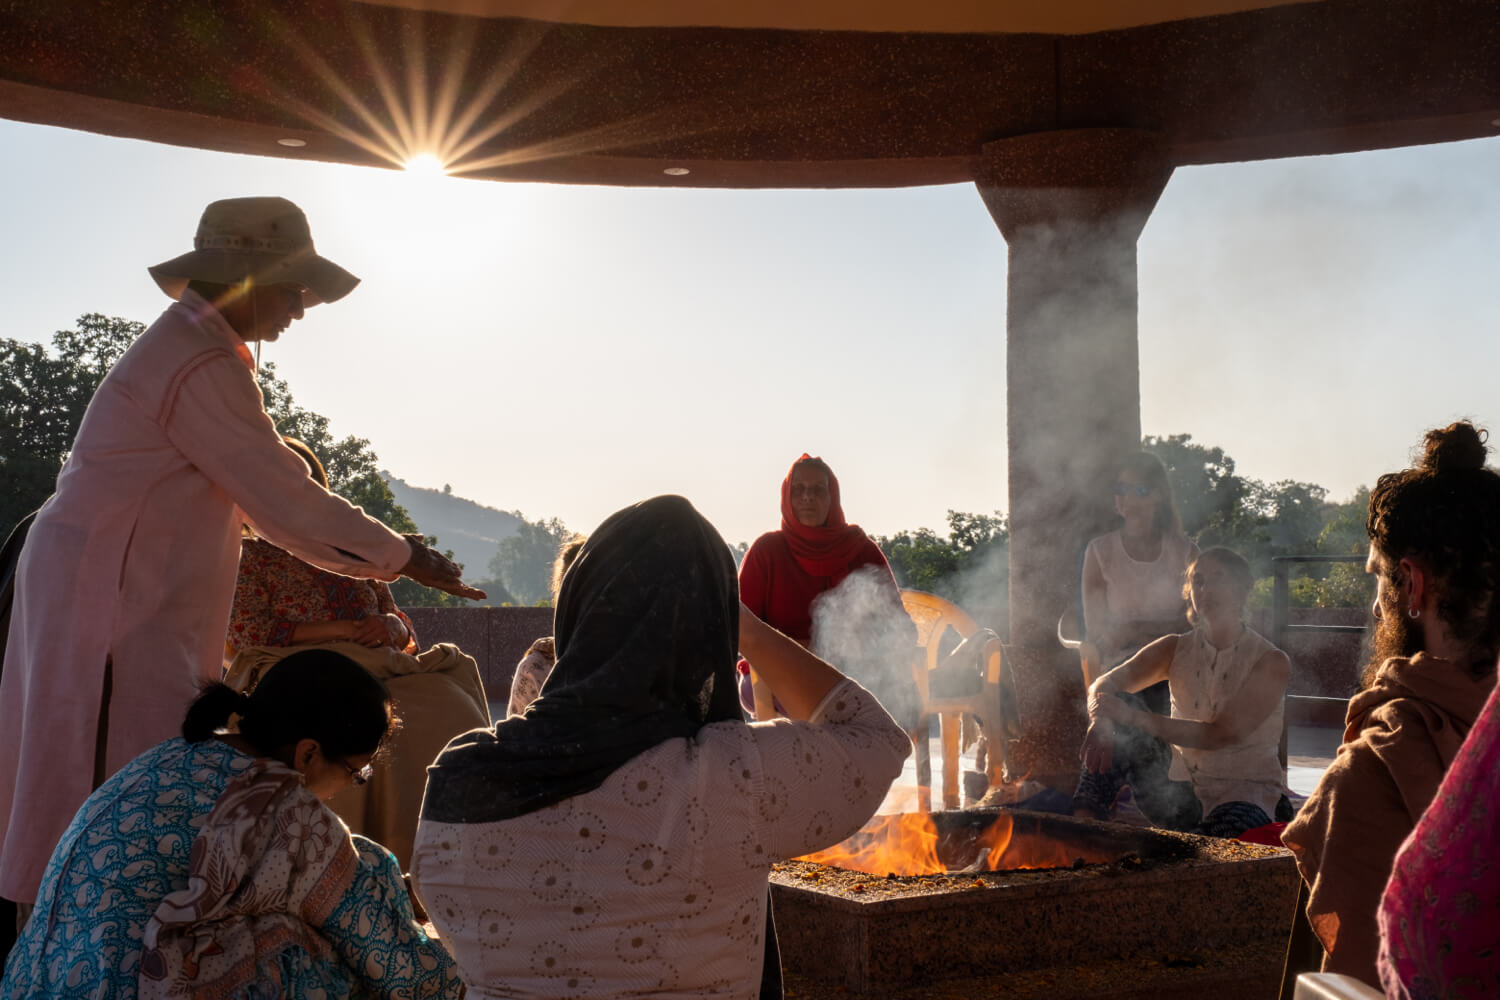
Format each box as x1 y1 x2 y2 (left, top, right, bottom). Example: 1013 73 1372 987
1 649 460 999
1082 452 1199 700
737 454 919 732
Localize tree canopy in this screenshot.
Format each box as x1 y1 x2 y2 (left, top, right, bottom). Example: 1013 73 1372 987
1 314 140 533
486 516 576 606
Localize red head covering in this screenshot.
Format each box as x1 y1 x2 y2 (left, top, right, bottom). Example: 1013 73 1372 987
780 454 873 579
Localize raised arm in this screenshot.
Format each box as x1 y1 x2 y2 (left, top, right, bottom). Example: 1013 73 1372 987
737 603 843 720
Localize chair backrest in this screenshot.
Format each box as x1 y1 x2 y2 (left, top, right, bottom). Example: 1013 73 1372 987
899 590 1016 807
901 590 979 674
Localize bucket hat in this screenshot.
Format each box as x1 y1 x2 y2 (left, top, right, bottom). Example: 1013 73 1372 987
148 196 359 306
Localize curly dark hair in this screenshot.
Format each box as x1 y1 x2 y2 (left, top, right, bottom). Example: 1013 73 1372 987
1366 421 1500 677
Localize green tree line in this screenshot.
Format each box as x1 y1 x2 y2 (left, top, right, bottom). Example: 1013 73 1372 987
3 315 1374 612
870 435 1373 613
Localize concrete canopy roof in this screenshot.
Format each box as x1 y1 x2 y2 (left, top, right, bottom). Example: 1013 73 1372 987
1 1 1497 187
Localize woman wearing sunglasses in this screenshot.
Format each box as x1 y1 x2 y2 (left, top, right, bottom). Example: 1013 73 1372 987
1081 452 1199 704
3 649 460 999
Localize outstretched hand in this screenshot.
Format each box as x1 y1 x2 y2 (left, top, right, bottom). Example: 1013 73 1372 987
400 534 487 601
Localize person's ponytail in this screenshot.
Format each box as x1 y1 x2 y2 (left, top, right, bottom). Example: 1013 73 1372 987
181 682 253 743
182 649 393 760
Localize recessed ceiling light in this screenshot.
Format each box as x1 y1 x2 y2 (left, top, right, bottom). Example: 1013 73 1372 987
277 137 308 148
663 166 690 176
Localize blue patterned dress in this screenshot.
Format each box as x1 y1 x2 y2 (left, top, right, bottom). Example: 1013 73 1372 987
1 738 460 999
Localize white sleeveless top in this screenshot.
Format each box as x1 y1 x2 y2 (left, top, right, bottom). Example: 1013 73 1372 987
1087 529 1196 624
1167 626 1285 817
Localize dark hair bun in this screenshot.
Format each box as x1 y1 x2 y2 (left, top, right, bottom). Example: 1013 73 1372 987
1420 421 1488 473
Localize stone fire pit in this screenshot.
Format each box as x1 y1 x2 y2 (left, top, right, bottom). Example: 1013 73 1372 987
770 809 1299 999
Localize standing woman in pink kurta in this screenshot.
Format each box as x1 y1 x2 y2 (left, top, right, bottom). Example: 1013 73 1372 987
0 197 483 911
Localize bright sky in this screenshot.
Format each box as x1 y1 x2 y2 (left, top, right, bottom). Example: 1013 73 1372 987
3 119 1498 546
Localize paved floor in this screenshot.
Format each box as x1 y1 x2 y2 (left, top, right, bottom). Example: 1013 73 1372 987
1287 724 1343 797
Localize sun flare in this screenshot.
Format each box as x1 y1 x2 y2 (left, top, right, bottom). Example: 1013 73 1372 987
404 153 447 177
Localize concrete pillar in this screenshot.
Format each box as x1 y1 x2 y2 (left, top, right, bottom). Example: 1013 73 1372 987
975 129 1173 785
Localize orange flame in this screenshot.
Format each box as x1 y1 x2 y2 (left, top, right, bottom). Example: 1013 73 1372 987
799 812 1117 876
799 812 942 876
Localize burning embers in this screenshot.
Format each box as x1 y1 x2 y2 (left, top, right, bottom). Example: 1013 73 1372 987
799 808 1125 876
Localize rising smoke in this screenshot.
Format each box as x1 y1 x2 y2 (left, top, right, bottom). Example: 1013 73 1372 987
810 567 923 730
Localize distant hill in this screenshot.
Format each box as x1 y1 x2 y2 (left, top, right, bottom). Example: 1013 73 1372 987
381 472 522 576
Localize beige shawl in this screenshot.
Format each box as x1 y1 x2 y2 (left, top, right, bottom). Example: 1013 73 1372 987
1281 652 1494 983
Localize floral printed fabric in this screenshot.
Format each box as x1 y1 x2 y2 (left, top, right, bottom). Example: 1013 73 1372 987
507 639 555 718
2 739 251 997
1 739 460 1000
1378 682 1500 999
229 538 415 654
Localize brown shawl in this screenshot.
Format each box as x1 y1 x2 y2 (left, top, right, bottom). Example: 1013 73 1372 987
1281 652 1494 984
225 641 490 870
137 761 358 999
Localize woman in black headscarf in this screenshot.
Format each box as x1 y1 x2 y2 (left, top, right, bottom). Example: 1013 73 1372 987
412 496 909 999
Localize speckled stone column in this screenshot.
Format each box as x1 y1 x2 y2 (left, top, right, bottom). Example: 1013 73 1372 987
975 129 1173 785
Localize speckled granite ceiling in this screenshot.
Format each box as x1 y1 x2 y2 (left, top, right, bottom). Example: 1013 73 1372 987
353 0 1320 35
0 0 1496 187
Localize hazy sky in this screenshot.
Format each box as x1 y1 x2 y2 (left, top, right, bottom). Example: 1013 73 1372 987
3 119 1497 546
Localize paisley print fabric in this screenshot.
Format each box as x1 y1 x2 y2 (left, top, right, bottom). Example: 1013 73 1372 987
1 739 460 999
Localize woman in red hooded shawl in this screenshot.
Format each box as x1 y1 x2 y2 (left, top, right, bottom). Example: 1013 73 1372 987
738 455 920 729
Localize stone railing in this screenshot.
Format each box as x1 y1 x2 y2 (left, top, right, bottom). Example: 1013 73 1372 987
404 605 553 710
1248 606 1366 700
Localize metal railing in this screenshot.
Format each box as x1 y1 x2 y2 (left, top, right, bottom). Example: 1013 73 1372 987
1271 554 1368 650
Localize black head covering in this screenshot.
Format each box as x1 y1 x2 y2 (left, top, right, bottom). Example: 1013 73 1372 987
422 494 743 824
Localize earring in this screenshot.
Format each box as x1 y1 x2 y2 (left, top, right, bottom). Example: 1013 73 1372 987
1407 607 1421 621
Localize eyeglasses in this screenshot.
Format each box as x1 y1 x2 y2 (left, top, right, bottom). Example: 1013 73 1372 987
1113 483 1154 498
340 759 374 786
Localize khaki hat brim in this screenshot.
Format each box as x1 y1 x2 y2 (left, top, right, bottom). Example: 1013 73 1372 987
148 248 360 307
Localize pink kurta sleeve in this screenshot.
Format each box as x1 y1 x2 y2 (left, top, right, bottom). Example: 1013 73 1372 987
160 354 411 579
